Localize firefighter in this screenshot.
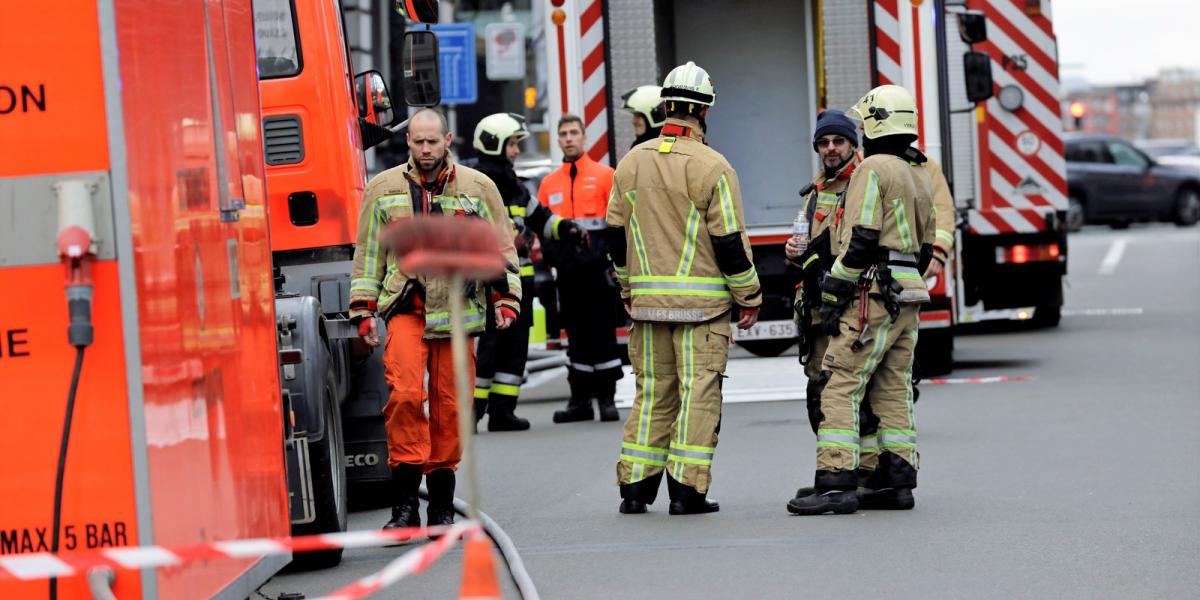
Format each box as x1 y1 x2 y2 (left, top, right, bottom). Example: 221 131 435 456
785 109 862 434
607 61 761 515
470 112 585 432
538 114 625 424
621 85 667 148
349 109 522 529
786 85 935 516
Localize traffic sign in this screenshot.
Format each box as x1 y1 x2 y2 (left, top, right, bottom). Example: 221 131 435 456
485 22 526 80
430 23 477 105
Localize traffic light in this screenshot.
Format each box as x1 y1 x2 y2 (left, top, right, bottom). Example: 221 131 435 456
1069 101 1087 130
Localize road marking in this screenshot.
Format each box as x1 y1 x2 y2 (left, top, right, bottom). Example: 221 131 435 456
1062 307 1145 317
1097 237 1127 275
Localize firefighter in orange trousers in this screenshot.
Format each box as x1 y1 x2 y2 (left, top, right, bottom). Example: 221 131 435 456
349 109 521 529
538 114 625 424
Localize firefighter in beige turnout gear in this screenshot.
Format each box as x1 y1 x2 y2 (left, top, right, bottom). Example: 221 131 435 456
605 62 762 516
787 85 936 516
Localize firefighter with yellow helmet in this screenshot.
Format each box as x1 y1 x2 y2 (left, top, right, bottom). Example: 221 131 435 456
787 85 936 515
621 85 667 148
470 112 585 431
606 61 762 515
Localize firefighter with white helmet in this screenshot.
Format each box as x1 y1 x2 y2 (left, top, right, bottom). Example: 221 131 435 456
606 61 761 515
787 84 936 515
470 112 584 431
621 85 667 148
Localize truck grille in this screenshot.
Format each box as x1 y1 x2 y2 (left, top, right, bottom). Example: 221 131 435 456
263 115 304 165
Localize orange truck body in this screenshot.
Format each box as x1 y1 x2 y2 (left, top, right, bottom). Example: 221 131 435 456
1 1 288 598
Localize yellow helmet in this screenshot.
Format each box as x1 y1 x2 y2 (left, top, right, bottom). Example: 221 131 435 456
661 61 715 110
850 85 918 140
473 112 529 156
621 85 666 128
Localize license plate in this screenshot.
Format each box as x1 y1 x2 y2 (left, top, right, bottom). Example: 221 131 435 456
732 319 798 341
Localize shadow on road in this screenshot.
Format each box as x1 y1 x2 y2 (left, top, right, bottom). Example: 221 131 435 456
950 357 1040 371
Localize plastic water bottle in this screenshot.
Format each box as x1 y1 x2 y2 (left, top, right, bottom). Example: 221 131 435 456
792 210 810 254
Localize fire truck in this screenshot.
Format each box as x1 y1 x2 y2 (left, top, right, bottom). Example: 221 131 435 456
540 0 1069 375
1 0 439 596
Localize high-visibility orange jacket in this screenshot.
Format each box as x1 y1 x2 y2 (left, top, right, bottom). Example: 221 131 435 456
537 153 614 229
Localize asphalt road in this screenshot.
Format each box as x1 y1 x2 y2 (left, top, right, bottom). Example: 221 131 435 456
261 223 1200 600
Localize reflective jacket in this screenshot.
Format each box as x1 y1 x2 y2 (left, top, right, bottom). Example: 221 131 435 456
926 158 956 255
473 155 573 277
831 152 936 304
605 118 762 323
537 152 613 226
348 155 521 338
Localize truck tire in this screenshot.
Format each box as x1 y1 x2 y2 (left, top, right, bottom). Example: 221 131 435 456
1032 305 1062 328
289 353 347 570
915 328 953 377
739 338 795 358
1173 188 1200 226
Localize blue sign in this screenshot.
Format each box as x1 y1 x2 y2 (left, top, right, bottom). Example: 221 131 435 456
430 24 477 105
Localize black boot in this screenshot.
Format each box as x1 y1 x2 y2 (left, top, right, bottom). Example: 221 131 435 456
553 395 594 423
859 454 917 510
858 487 915 510
787 470 859 515
618 472 663 515
383 464 422 529
487 396 530 432
425 469 456 536
596 395 620 422
667 474 719 515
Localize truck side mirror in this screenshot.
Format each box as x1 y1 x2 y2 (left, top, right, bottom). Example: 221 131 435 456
354 70 397 127
963 51 994 104
395 0 438 24
956 11 987 44
401 31 441 107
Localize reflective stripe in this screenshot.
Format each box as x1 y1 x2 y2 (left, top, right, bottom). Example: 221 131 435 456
676 206 702 276
892 271 924 281
668 441 714 466
613 265 629 277
936 229 955 246
860 170 879 226
802 254 820 269
621 443 668 467
893 198 914 252
674 324 696 480
490 383 521 397
493 372 523 385
816 191 840 207
508 205 526 217
628 192 650 275
634 324 656 480
879 429 917 445
659 136 676 153
725 266 757 288
889 250 919 263
506 271 522 292
594 358 623 371
860 435 879 452
520 264 535 277
351 278 382 293
890 265 921 277
377 194 410 210
716 173 738 233
570 362 595 373
831 259 862 281
817 429 860 445
426 309 486 331
543 214 562 240
475 377 493 388
473 387 490 400
576 217 607 231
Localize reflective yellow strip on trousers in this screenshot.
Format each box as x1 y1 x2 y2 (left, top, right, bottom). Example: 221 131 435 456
674 324 695 480
668 441 714 466
622 441 668 467
848 311 894 464
490 382 521 397
633 324 656 481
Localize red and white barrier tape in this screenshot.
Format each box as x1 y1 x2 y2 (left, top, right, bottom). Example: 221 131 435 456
312 524 480 600
0 522 478 582
924 375 1033 385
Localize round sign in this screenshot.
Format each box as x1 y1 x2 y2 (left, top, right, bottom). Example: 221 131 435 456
1016 131 1040 156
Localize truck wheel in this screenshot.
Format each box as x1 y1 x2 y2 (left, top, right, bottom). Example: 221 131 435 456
739 339 795 358
290 354 347 570
1066 195 1085 232
1173 188 1200 226
915 329 953 377
1032 305 1062 328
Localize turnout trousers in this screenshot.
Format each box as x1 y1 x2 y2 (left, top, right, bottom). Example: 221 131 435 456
474 276 535 414
815 299 919 491
803 308 883 465
382 311 474 472
617 314 731 495
556 265 625 399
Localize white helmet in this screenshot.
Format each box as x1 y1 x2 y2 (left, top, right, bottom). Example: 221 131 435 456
621 85 666 128
660 61 715 110
849 85 919 140
473 112 529 156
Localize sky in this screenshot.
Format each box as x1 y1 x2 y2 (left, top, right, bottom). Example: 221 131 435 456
1053 0 1199 86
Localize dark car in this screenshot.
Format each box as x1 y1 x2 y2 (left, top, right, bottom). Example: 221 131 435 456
1065 135 1200 231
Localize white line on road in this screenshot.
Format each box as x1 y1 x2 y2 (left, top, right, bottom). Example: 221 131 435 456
1062 307 1145 317
1097 237 1128 275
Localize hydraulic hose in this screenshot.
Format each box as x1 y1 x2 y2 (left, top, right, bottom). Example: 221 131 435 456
418 487 541 600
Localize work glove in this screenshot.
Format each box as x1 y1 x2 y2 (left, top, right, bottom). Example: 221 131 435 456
818 274 857 336
558 220 584 245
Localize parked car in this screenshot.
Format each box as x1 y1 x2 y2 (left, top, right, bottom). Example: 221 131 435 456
1065 135 1200 231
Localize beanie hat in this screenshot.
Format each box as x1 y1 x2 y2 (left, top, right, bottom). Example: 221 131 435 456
813 109 859 151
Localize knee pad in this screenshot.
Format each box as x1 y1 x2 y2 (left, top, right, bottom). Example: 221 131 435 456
805 371 832 434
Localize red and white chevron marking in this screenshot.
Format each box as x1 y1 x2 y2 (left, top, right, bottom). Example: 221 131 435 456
970 0 1067 234
579 0 610 165
873 0 902 86
0 523 480 583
